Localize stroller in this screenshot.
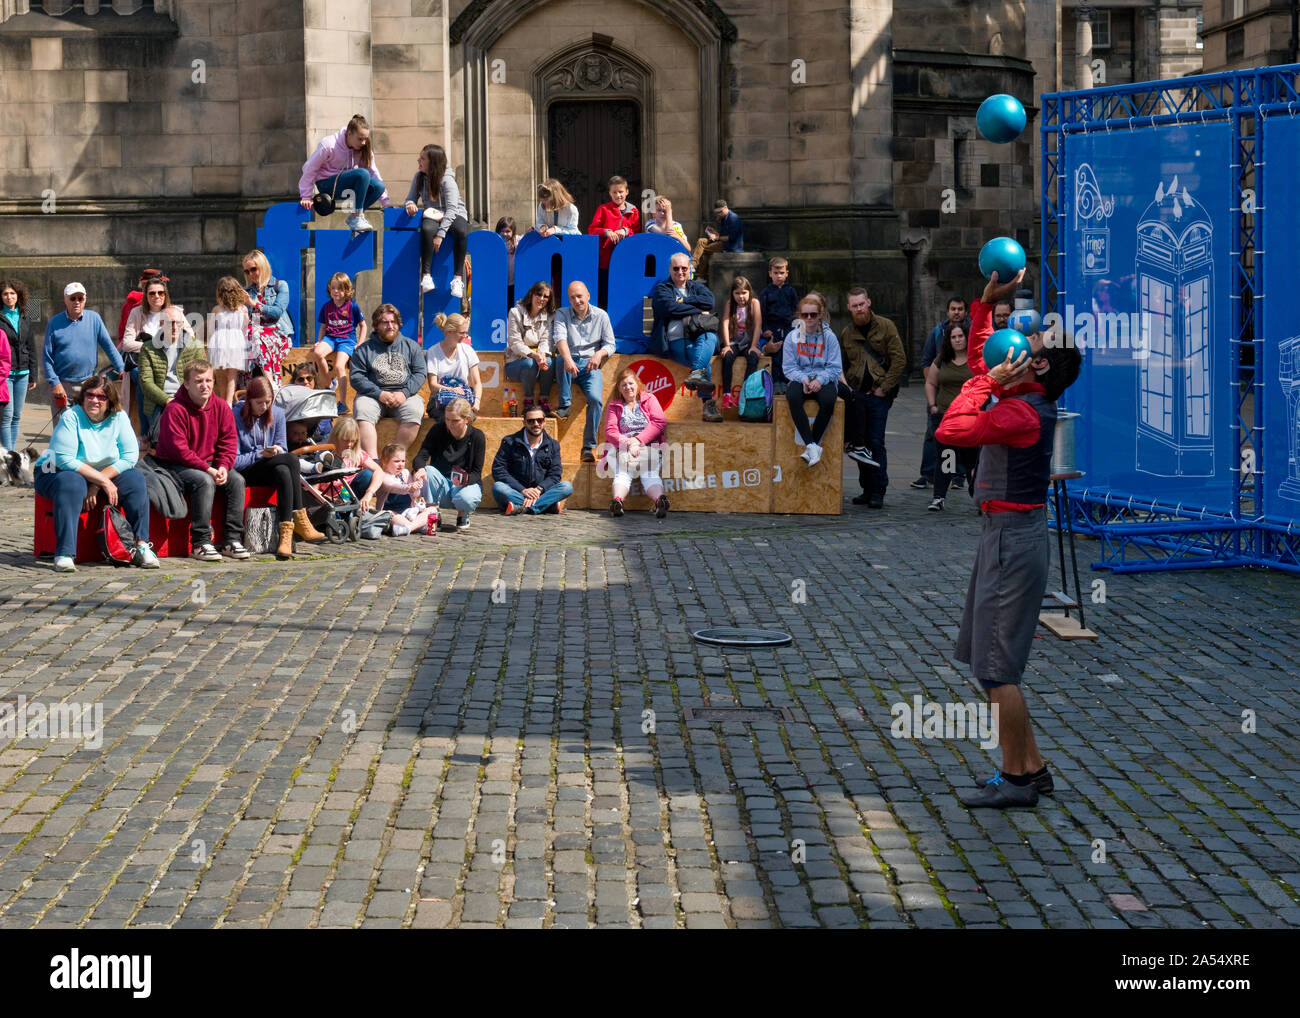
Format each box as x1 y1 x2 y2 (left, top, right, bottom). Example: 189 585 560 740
282 389 362 543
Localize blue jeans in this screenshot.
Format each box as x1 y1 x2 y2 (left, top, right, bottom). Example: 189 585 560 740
1 373 30 448
422 466 482 516
492 480 574 513
557 365 603 451
316 169 386 210
35 467 150 559
504 356 556 401
667 331 718 398
859 392 892 497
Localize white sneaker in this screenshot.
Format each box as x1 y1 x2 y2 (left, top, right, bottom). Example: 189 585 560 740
420 274 435 293
805 443 822 467
346 212 373 233
799 444 812 464
53 556 76 573
449 277 465 298
133 542 160 568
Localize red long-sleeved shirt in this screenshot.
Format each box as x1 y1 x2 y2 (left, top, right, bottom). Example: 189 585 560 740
936 298 1045 511
154 385 238 472
588 202 641 268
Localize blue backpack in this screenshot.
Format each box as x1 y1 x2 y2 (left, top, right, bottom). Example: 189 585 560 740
738 369 773 422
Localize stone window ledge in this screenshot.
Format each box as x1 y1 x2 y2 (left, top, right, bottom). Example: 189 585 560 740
0 9 177 36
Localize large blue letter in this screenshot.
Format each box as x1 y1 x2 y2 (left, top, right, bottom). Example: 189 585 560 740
314 230 376 338
466 230 508 350
514 232 599 313
256 202 311 339
607 233 691 341
382 207 422 332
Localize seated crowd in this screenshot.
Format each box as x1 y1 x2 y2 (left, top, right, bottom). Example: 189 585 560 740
24 163 1024 573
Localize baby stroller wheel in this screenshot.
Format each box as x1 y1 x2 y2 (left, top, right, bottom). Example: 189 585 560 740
347 514 360 542
326 517 347 544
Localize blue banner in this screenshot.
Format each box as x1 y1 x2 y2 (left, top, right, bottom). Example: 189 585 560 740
1060 123 1235 514
1259 115 1300 525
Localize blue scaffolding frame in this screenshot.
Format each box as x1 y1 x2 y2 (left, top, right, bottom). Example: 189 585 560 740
1041 64 1300 574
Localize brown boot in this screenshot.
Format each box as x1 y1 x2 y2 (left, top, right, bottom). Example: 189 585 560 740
276 521 295 560
702 398 723 422
293 508 326 542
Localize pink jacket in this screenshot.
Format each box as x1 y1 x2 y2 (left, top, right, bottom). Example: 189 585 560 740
298 127 390 205
603 389 666 449
0 330 10 404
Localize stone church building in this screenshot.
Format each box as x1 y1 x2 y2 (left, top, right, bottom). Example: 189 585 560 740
0 0 1201 361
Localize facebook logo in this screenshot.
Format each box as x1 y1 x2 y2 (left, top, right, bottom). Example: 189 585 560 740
722 471 740 489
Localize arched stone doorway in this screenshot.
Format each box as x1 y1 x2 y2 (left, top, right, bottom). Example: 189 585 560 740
451 0 736 235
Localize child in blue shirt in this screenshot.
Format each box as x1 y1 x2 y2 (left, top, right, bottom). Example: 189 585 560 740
313 272 366 414
759 256 799 387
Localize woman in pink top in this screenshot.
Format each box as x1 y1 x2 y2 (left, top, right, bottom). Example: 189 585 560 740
298 114 391 234
602 367 669 519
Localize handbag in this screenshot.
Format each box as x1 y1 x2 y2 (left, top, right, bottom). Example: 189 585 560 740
243 506 276 554
311 173 340 216
99 504 136 566
683 313 720 340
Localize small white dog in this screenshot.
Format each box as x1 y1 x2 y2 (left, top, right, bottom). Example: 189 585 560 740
0 446 36 487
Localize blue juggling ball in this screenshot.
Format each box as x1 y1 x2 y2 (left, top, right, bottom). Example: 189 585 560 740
978 236 1026 280
983 328 1033 373
977 94 1027 144
1008 308 1042 336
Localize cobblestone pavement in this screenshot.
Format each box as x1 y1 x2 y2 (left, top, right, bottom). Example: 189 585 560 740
1 390 1298 929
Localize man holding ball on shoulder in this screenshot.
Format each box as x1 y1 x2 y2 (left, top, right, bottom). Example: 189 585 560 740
936 268 1082 809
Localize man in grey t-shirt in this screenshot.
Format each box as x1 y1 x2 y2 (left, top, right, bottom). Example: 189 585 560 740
552 282 615 461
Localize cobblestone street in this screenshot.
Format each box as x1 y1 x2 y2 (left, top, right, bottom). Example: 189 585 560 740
2 389 1298 929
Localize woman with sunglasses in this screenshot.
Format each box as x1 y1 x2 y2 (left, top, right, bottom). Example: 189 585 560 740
123 276 197 431
34 375 157 573
241 249 293 393
504 281 556 415
782 292 842 467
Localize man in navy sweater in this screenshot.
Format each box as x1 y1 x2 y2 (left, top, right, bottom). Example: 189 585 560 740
44 283 124 420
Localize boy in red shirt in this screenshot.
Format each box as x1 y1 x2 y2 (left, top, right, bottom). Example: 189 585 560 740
587 175 640 306
936 269 1081 808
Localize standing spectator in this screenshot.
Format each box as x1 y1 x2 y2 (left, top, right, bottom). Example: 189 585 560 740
0 279 38 449
602 367 670 519
691 198 744 281
403 143 470 298
651 252 722 423
839 287 904 508
413 397 485 532
552 281 616 461
207 277 250 407
115 267 164 424
312 271 366 413
350 303 425 458
912 296 970 489
152 360 250 562
925 321 977 511
298 113 390 234
425 312 482 418
496 216 518 305
719 275 762 409
644 195 691 255
136 287 204 437
505 281 556 414
117 268 165 348
587 175 641 306
242 249 293 392
33 375 157 572
759 257 798 388
492 403 573 515
44 283 124 421
234 376 324 558
533 179 580 236
782 293 842 466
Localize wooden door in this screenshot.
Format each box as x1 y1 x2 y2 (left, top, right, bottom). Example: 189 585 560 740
547 100 642 232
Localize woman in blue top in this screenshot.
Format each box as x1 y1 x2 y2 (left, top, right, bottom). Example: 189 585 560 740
34 374 156 573
242 249 293 392
0 279 37 450
234 376 323 559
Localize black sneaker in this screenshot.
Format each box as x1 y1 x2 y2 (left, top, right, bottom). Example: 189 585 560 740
846 445 879 467
653 495 669 519
221 541 251 560
554 405 571 419
866 495 884 509
959 774 1039 809
609 498 624 517
851 492 872 505
909 477 930 489
973 768 1054 796
952 475 966 490
581 448 596 462
927 497 944 511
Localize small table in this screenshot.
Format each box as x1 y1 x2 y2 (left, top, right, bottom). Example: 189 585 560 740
1042 470 1097 639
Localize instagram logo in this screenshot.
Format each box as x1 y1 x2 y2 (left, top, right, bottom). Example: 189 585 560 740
742 468 760 486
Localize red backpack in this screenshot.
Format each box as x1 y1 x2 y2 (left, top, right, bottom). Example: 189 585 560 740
99 505 136 566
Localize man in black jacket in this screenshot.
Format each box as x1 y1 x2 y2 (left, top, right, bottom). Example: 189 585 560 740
651 253 723 422
491 404 572 514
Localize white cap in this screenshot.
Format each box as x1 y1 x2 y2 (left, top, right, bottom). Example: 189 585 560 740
64 282 87 297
